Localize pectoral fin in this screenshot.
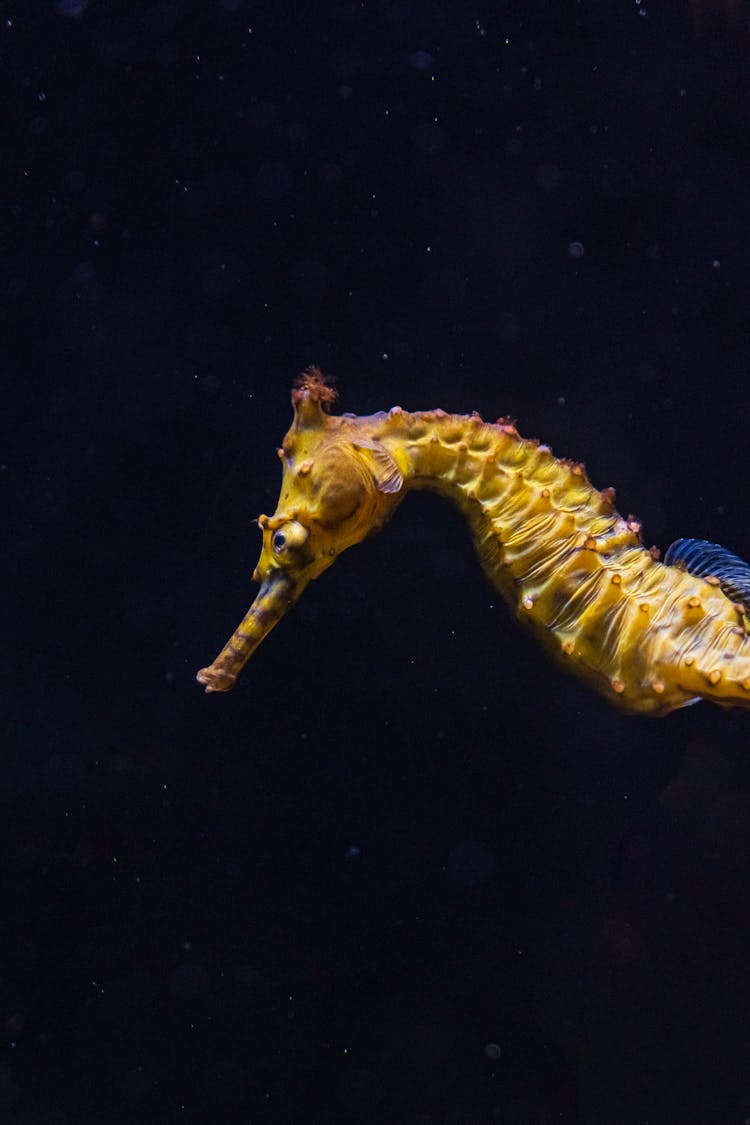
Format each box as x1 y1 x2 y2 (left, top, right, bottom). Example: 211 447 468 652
352 439 404 494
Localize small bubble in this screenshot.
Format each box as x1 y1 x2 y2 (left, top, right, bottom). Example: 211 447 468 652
47 751 84 789
413 121 445 155
201 374 221 395
170 963 210 1000
255 161 292 198
54 0 89 14
287 122 308 144
409 50 433 71
447 840 496 886
201 265 234 300
62 170 86 193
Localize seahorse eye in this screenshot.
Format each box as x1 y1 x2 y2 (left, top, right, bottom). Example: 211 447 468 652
272 520 309 555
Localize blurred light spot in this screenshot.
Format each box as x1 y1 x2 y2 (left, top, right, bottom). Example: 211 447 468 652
592 159 633 199
54 0 89 16
255 161 292 198
447 839 496 886
288 258 331 300
155 43 180 66
62 170 86 193
47 752 84 790
201 265 234 301
338 1069 385 1111
117 1066 151 1101
170 963 210 1001
535 163 561 190
246 100 276 128
409 50 433 70
568 241 585 259
201 374 222 396
422 266 466 311
318 163 341 187
206 1060 247 1101
413 122 445 155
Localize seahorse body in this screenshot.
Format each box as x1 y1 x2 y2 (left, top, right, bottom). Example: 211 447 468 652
197 369 750 716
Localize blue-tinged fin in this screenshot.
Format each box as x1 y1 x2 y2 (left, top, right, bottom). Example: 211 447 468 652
664 538 750 607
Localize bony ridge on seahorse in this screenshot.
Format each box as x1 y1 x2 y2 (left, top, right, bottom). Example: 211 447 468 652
197 367 750 716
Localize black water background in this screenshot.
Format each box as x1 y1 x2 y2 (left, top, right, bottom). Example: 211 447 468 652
4 2 750 1121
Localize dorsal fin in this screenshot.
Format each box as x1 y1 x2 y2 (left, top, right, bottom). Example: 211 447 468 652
665 538 750 606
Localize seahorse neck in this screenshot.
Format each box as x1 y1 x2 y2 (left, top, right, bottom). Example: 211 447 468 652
356 405 644 610
362 406 618 536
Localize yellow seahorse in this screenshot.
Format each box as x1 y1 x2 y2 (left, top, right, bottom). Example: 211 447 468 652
197 368 750 716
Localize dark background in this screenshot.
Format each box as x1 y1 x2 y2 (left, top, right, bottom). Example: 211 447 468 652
4 1 750 1122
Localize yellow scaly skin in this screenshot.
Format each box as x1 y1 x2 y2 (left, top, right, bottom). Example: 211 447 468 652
197 370 750 715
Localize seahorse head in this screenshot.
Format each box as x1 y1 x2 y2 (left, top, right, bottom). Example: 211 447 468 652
195 374 406 691
252 371 404 593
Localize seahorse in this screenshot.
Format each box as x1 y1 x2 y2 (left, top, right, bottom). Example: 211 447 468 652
197 368 750 716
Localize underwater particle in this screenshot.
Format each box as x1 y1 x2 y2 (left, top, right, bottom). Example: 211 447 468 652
47 751 84 790
484 1042 503 1060
254 161 292 198
422 265 466 310
246 100 276 129
170 963 210 1001
287 122 308 144
62 170 86 194
338 1068 385 1111
413 121 445 155
568 240 585 258
409 50 433 70
447 840 496 886
54 0 89 15
535 163 561 190
117 1065 152 1101
202 265 234 301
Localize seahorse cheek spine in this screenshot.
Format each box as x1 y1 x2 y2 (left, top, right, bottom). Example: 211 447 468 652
198 378 750 714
